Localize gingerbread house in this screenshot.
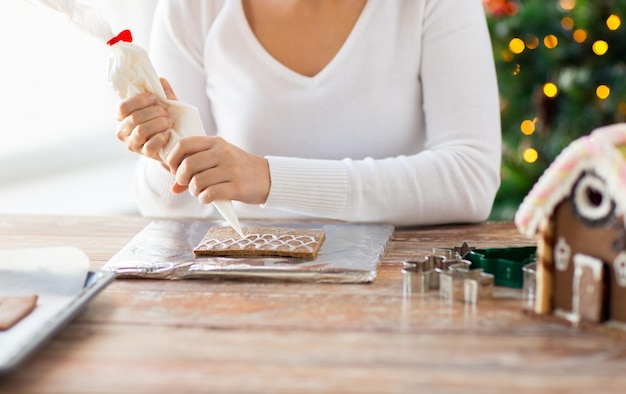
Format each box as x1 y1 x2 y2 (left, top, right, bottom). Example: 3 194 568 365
515 123 626 330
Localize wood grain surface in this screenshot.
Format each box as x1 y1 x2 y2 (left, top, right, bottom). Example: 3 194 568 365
0 215 625 393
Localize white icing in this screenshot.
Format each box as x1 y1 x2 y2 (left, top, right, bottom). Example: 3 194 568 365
573 253 604 282
554 237 571 271
613 252 626 287
572 173 612 222
202 233 318 253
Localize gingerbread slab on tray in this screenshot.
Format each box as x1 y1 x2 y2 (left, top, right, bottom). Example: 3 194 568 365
103 221 394 283
0 295 38 331
193 226 326 259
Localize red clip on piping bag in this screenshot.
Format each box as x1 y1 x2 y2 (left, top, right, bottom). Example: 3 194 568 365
107 29 133 46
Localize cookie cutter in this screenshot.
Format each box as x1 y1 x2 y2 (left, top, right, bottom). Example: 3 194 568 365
522 261 537 310
402 248 470 296
429 248 467 289
403 243 535 302
466 246 536 288
402 259 433 295
439 263 494 304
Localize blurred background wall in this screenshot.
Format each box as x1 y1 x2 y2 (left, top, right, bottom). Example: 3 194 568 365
0 0 157 216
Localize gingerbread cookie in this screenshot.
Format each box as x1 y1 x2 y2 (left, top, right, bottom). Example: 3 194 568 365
193 226 326 259
0 295 38 330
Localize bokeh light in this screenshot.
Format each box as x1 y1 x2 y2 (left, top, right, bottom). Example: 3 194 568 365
523 148 539 163
592 40 609 55
501 49 513 62
559 0 575 11
544 35 558 49
520 120 536 135
509 38 525 54
543 82 559 98
596 85 610 99
561 17 574 30
525 35 539 50
607 14 621 30
573 29 587 43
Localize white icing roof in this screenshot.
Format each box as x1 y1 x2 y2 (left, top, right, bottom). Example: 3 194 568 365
515 123 626 237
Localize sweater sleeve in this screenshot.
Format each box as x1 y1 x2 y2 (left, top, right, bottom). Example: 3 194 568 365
264 0 501 226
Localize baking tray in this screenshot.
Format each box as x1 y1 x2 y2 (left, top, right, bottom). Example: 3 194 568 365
104 220 395 283
0 270 115 375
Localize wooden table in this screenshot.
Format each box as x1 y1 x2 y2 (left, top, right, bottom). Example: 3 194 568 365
0 215 625 393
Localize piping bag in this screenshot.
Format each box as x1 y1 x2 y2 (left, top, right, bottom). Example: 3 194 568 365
31 0 243 237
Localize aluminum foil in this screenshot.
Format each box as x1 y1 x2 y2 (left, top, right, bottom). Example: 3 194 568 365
103 221 394 283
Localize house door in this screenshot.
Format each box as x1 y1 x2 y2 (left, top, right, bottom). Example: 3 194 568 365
572 254 605 323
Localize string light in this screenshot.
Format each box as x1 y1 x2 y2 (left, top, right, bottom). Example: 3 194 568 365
606 14 621 30
573 29 587 42
543 82 559 98
523 148 539 163
561 17 574 30
520 119 536 135
544 35 558 49
596 85 610 99
559 0 575 11
513 64 521 75
525 35 539 50
592 40 609 55
509 37 525 54
501 49 513 62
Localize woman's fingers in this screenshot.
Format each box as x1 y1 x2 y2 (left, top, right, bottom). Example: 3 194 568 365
140 131 171 160
116 92 156 121
170 182 188 194
166 136 271 204
166 136 214 175
160 78 177 100
116 93 173 159
166 137 223 188
191 153 270 204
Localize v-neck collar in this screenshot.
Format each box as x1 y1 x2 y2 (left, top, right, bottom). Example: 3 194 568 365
235 0 374 86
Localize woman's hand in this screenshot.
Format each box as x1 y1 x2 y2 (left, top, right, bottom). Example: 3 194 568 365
166 136 271 205
115 78 176 164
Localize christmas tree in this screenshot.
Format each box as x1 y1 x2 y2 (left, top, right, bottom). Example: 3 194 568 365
484 0 626 220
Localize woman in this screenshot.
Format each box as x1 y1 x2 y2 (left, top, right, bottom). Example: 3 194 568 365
116 0 501 226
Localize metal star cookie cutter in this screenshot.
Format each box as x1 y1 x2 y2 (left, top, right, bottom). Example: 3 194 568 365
402 248 470 295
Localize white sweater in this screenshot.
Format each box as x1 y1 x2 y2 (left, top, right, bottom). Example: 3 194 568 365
135 0 501 226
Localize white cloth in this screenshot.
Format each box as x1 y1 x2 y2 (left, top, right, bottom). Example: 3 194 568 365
135 0 501 226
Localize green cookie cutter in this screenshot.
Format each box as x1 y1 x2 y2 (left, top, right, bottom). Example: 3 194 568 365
466 246 536 288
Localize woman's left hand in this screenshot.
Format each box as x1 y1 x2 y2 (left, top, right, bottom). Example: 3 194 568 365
166 136 271 205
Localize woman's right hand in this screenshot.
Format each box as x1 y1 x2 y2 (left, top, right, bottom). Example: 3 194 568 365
115 78 176 164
